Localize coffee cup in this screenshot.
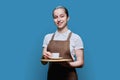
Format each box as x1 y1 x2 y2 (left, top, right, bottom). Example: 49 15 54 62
51 53 59 58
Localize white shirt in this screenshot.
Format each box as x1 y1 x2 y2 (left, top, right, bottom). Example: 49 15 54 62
42 30 84 60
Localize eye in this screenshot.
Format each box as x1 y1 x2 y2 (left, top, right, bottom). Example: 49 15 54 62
60 14 64 18
54 15 58 19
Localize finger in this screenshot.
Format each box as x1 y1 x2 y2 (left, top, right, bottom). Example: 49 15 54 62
46 52 52 56
43 55 49 59
43 53 49 58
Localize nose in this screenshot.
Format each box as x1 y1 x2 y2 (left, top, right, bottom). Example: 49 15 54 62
57 17 61 22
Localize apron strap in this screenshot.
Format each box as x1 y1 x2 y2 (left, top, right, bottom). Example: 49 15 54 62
67 32 72 41
51 33 55 41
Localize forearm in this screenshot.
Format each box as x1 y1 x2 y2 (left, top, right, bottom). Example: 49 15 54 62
70 49 84 68
41 47 49 65
69 60 84 68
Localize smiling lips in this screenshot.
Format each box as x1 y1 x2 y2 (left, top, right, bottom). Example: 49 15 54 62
57 21 63 26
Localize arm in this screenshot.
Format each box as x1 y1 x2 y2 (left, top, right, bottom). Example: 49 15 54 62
69 49 84 68
41 47 52 65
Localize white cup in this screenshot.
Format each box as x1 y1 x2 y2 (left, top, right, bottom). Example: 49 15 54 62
51 53 59 58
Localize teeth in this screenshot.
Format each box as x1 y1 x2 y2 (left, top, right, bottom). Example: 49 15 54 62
57 22 62 25
58 23 62 25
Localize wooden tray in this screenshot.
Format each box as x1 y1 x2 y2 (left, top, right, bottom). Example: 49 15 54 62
41 59 72 62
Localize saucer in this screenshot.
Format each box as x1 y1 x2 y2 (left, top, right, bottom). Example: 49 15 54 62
49 57 63 60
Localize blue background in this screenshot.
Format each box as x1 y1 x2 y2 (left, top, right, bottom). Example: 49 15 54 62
0 0 120 80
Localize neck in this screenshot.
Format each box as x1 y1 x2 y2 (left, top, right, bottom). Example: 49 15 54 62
57 26 68 33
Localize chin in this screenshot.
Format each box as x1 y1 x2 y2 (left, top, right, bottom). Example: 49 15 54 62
57 27 64 29
58 25 66 28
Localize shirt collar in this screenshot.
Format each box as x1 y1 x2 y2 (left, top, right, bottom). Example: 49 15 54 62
55 29 71 37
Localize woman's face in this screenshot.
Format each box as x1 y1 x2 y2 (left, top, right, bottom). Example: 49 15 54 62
53 8 69 29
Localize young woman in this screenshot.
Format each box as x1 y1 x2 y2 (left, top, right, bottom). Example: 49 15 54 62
41 6 84 80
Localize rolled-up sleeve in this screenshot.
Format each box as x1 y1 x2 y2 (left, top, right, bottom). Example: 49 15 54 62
42 34 53 48
74 35 84 50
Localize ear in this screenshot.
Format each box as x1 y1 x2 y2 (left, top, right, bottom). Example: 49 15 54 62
67 17 70 21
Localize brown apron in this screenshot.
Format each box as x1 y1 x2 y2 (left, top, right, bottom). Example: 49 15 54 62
47 32 78 80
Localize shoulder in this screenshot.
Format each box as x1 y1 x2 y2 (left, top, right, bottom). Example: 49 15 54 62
70 32 84 49
71 32 82 40
44 33 54 39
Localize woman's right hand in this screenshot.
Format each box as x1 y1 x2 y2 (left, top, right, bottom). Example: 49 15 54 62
43 51 52 59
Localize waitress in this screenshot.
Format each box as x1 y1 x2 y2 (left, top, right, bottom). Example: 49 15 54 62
41 6 84 80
